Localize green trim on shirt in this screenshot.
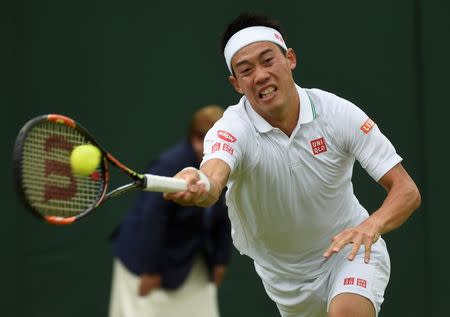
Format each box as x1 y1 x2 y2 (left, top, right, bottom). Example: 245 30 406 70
305 91 317 119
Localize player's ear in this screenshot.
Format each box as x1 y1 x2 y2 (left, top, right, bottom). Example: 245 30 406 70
229 75 243 94
286 48 297 70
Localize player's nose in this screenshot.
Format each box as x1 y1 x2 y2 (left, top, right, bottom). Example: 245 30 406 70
254 65 270 84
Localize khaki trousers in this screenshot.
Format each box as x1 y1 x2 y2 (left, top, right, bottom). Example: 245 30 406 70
109 257 219 317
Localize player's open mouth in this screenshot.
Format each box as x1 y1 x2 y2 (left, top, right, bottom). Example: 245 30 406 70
259 86 276 99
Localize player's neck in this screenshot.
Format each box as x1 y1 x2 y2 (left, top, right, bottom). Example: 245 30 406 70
266 95 299 137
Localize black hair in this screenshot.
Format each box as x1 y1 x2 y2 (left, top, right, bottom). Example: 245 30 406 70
220 12 285 57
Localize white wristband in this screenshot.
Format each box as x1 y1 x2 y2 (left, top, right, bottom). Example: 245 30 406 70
181 167 211 192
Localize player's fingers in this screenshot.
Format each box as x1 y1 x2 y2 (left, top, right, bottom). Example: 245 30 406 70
173 169 200 187
163 191 193 205
364 240 372 263
347 238 362 261
163 191 186 200
323 235 352 258
187 183 199 192
162 192 174 200
164 174 205 203
323 245 337 258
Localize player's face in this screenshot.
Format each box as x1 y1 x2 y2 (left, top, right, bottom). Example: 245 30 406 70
229 42 297 118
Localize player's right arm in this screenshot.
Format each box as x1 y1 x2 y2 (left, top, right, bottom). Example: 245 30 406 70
163 158 230 207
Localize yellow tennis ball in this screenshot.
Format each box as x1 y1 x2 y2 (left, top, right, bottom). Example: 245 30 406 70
70 144 101 176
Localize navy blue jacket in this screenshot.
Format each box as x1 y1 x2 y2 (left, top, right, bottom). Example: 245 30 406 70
111 139 232 290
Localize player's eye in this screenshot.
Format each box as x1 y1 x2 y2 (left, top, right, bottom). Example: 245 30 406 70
263 57 274 65
238 67 252 76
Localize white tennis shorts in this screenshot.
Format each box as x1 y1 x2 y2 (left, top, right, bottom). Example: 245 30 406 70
256 238 390 317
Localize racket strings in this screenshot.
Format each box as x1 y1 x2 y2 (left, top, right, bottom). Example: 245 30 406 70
21 121 105 218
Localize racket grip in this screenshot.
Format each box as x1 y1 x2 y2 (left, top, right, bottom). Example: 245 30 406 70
143 174 188 193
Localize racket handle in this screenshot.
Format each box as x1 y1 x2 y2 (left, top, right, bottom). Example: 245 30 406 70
143 174 188 193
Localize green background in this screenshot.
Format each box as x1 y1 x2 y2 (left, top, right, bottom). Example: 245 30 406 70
2 0 449 316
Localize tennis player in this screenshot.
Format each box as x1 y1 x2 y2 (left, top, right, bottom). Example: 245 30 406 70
164 12 421 317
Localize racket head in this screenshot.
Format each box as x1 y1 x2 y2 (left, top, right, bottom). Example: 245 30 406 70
13 114 109 225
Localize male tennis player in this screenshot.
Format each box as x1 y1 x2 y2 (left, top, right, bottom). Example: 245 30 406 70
164 13 421 317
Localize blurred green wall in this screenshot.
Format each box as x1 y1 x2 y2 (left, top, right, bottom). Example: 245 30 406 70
2 0 449 316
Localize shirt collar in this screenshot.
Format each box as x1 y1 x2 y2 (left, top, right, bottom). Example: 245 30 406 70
298 85 316 124
245 84 317 133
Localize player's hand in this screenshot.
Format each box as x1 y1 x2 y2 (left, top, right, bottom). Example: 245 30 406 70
138 274 161 296
322 218 382 263
213 265 226 287
163 167 208 206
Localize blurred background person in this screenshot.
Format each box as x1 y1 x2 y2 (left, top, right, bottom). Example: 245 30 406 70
109 105 232 317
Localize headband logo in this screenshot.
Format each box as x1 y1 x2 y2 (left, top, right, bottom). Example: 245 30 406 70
274 33 284 43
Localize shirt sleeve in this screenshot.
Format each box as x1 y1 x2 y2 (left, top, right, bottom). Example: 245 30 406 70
334 99 402 181
200 114 251 177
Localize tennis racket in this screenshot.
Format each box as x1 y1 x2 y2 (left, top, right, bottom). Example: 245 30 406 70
13 114 187 225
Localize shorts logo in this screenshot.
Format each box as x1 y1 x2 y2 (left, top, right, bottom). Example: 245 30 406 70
343 277 355 285
357 278 367 288
212 142 221 153
360 118 376 134
222 143 234 155
343 277 367 289
217 130 237 143
310 137 327 155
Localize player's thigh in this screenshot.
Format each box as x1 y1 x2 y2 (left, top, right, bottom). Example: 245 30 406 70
327 238 390 316
328 292 375 317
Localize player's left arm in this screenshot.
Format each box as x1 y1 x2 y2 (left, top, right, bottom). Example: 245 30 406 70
323 163 421 262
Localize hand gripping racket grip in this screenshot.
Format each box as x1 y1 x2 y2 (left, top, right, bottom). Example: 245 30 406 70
143 174 188 193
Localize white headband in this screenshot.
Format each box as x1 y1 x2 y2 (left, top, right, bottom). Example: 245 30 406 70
224 26 288 74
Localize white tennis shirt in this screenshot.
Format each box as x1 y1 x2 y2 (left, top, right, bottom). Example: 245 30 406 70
201 85 402 279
